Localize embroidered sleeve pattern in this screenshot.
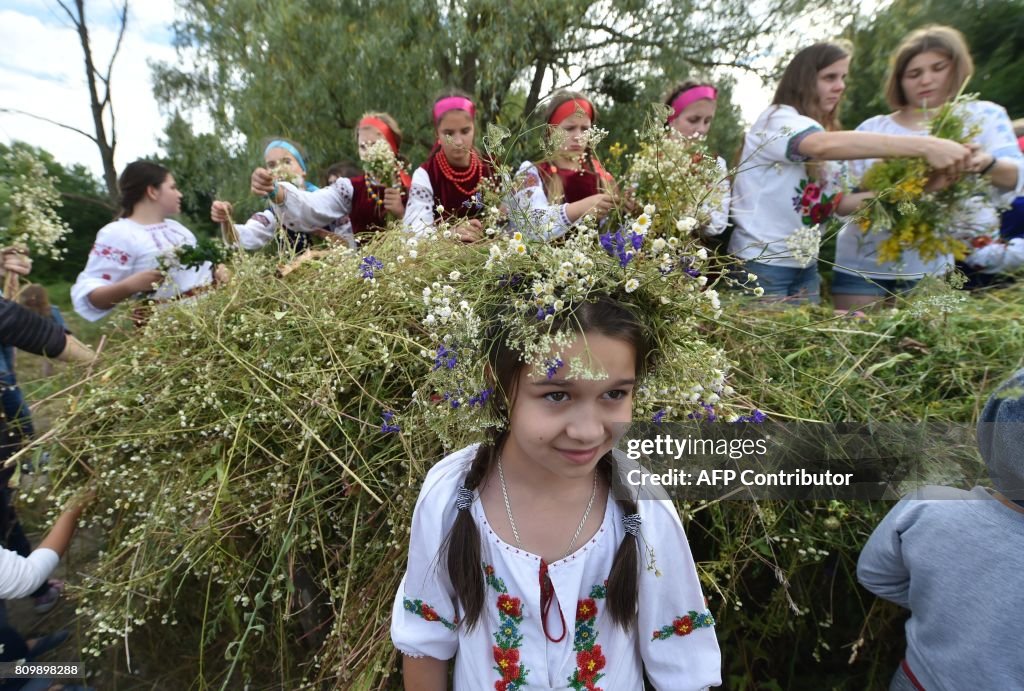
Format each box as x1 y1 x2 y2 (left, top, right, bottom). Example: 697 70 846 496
785 125 824 163
568 582 608 691
651 608 715 641
484 563 531 691
89 242 131 265
409 184 435 205
402 597 457 631
509 164 573 241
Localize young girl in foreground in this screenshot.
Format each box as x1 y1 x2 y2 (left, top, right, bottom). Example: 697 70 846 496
728 41 973 303
247 114 410 245
71 161 214 322
403 91 494 241
511 92 619 240
391 297 721 690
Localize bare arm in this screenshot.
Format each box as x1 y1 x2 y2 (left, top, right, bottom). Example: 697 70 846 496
799 131 972 171
835 191 875 216
968 151 1021 191
402 655 449 691
87 269 163 310
37 503 87 558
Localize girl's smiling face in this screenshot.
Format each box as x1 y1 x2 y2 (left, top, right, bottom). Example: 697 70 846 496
500 331 636 483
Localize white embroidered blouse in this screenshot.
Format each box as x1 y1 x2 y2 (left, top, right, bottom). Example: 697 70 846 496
71 218 213 322
391 444 722 691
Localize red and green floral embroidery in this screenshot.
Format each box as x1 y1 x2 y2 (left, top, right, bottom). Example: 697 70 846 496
792 176 842 226
651 608 715 641
484 563 530 691
403 597 457 631
568 582 608 691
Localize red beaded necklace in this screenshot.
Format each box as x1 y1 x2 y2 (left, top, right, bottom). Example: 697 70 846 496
436 149 482 196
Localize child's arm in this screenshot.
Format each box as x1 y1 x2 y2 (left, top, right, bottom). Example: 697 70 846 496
402 656 448 691
857 499 914 609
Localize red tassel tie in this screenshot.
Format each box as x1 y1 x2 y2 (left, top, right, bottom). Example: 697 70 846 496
539 559 566 643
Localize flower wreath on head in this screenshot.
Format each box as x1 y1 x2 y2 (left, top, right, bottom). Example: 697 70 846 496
412 205 757 450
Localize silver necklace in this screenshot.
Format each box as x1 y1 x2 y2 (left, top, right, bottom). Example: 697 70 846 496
497 458 598 560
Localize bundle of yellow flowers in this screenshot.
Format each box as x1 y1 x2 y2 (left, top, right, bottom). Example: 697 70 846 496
858 95 986 264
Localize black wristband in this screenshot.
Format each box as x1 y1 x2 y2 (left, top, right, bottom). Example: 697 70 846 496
980 155 998 175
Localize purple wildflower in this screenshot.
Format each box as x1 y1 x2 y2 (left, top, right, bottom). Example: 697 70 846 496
652 409 667 425
360 255 384 279
544 357 564 380
432 344 457 371
380 411 401 434
468 388 493 408
536 305 555 321
735 409 767 424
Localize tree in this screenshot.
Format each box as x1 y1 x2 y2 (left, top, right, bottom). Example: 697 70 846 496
0 0 128 201
154 0 832 177
842 0 1024 129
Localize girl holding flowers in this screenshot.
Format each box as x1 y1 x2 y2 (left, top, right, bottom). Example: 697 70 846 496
510 91 620 240
665 81 731 238
211 138 352 251
392 219 731 688
72 161 215 322
832 25 1024 311
403 90 495 241
728 41 973 303
246 114 410 246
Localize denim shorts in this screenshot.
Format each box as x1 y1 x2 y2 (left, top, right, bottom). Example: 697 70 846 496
742 261 820 304
831 270 919 297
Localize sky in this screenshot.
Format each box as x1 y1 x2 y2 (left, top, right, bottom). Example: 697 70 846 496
0 0 183 177
0 0 794 180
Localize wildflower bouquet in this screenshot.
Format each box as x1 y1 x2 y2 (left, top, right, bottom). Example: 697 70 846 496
360 138 406 188
417 202 756 449
0 149 72 296
858 95 987 263
157 236 230 273
625 109 724 238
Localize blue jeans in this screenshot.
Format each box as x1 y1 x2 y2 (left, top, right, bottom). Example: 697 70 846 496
743 261 820 304
831 270 919 297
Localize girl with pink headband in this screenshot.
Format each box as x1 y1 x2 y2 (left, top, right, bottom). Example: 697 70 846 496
404 90 494 240
664 81 731 238
248 113 413 247
509 91 620 240
727 41 973 305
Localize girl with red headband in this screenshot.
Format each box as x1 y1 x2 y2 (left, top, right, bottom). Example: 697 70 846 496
403 90 494 241
665 81 731 238
246 114 411 246
510 92 618 240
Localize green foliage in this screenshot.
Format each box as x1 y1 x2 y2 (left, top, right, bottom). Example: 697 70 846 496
150 113 248 237
843 0 1024 127
154 0 822 185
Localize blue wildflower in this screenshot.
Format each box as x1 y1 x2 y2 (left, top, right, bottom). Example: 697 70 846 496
380 411 401 434
544 357 564 380
360 255 384 279
735 409 767 424
652 409 667 425
468 388 493 408
684 267 701 278
432 344 457 371
536 305 555 321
